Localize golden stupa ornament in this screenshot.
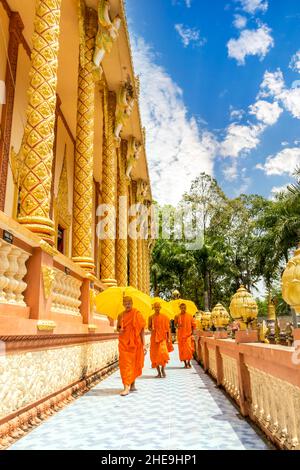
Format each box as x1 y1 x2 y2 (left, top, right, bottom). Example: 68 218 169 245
211 303 230 330
172 290 180 300
282 245 300 314
229 285 258 330
194 311 204 330
202 310 212 331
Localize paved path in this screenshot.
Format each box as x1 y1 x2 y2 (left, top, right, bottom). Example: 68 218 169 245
10 346 271 450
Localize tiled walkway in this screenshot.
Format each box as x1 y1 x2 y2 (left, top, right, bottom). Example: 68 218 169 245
10 346 271 450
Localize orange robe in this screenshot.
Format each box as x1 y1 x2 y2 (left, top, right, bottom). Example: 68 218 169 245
149 314 170 368
118 308 146 386
177 313 196 362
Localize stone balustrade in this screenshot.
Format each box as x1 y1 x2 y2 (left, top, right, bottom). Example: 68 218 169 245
195 332 300 450
0 240 30 307
51 268 82 316
221 353 240 404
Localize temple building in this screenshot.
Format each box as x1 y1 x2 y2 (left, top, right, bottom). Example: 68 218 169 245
0 0 153 435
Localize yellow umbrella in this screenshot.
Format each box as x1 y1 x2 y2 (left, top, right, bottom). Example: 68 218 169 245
95 286 152 320
169 299 198 316
151 297 174 319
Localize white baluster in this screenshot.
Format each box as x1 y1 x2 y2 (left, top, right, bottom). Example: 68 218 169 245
0 241 11 303
4 247 20 303
15 251 30 306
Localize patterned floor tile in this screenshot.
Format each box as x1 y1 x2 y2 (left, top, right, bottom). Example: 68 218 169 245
9 345 272 450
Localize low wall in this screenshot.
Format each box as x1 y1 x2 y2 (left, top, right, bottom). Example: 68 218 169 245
0 332 151 448
195 332 300 450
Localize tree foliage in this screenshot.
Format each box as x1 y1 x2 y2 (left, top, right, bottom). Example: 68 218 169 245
151 173 300 315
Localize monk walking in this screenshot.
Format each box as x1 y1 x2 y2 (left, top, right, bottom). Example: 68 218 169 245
117 296 146 396
148 302 171 378
177 303 196 368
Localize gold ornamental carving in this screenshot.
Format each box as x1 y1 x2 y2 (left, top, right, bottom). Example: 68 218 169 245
72 8 98 273
125 136 142 182
114 81 135 144
42 266 56 299
93 0 121 78
37 320 56 332
136 179 149 204
17 0 62 242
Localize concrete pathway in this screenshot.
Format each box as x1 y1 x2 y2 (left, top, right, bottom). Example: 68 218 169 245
10 346 271 450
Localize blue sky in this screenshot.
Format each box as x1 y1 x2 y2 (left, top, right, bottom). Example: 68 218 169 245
126 0 300 205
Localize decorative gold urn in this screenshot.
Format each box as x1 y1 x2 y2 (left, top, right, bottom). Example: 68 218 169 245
202 310 212 331
211 303 230 330
172 289 181 300
282 246 300 314
229 285 258 330
194 311 204 330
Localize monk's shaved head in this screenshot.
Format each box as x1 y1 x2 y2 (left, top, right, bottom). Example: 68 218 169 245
153 302 161 314
180 303 187 313
123 296 133 311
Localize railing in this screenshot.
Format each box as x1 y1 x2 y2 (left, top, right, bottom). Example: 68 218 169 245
0 211 109 335
51 268 82 316
0 239 30 307
195 332 300 450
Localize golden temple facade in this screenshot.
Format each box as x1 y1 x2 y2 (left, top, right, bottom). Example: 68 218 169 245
0 0 153 337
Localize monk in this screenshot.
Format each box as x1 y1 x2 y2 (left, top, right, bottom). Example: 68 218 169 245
148 302 171 378
117 296 146 396
177 303 196 368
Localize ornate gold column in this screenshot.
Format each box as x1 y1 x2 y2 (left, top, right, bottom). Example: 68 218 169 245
116 140 128 287
72 7 97 273
100 88 117 287
18 0 62 243
128 181 138 288
137 237 143 291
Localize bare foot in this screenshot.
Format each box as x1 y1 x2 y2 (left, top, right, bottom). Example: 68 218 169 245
120 386 130 396
130 382 137 392
162 369 166 378
155 373 162 378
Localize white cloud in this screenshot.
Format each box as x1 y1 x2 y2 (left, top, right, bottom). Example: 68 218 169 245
227 24 274 65
233 14 247 29
230 107 245 121
238 0 268 14
271 185 289 195
175 24 206 48
290 50 300 74
131 36 216 205
172 0 192 8
223 159 239 181
249 100 283 125
258 69 285 98
258 69 300 119
220 123 265 158
280 87 300 119
257 148 300 175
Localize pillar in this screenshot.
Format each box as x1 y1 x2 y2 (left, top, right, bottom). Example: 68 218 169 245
0 12 24 211
72 8 97 273
100 88 117 287
116 141 128 287
128 182 138 288
18 0 62 243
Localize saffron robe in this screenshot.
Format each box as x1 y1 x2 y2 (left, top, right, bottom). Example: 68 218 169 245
149 314 170 368
177 313 196 362
118 308 146 386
